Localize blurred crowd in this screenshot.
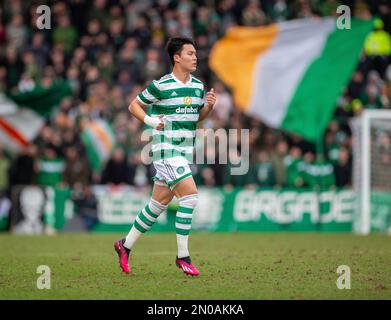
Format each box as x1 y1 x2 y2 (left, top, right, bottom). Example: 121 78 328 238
0 0 390 197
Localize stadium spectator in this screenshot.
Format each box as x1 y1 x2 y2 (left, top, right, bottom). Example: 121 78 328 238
324 130 340 166
284 146 304 188
265 0 291 22
270 140 288 187
36 146 65 187
52 14 78 54
63 146 91 187
241 0 267 26
222 147 253 188
101 147 130 185
360 83 384 109
9 144 37 186
334 146 352 188
0 148 10 193
3 46 23 90
6 14 27 50
364 18 391 78
71 184 98 231
28 32 50 71
348 71 365 99
251 149 276 187
17 73 35 93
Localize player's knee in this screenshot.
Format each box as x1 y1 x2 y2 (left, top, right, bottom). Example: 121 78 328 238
178 193 198 208
159 199 171 206
155 196 172 206
150 198 169 211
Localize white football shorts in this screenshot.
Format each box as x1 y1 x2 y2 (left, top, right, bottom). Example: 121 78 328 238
152 156 193 190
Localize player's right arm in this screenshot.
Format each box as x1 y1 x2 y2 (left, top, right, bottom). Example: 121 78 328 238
128 80 164 130
128 99 164 130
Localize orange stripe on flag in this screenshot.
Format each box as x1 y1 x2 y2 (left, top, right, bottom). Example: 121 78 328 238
0 117 29 147
209 24 278 111
89 122 112 152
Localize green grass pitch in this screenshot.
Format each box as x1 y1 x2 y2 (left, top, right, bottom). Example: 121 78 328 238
0 232 390 299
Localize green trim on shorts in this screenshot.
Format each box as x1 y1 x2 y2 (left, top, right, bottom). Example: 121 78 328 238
152 176 165 183
167 172 192 186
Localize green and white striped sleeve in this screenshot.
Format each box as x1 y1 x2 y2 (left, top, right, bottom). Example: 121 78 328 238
137 80 161 105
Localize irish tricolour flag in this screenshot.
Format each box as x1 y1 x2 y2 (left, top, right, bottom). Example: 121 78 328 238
210 18 373 142
0 81 72 151
81 119 116 172
0 93 44 151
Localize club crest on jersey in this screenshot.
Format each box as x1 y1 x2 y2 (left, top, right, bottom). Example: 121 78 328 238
184 96 192 105
195 89 202 97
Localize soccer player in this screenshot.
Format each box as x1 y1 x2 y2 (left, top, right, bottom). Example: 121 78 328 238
114 37 216 276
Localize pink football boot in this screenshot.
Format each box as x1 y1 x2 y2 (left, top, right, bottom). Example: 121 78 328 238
114 239 131 274
176 256 200 276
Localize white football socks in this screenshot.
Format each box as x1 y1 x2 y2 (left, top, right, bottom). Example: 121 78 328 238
124 198 168 250
175 194 198 258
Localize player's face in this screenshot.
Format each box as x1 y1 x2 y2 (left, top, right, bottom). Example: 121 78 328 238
177 44 197 72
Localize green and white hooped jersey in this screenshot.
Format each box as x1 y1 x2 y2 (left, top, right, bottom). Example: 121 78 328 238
137 73 205 162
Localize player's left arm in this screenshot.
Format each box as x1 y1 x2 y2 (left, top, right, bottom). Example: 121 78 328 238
198 88 216 122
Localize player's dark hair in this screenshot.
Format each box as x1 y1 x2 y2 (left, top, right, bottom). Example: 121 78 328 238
165 37 196 66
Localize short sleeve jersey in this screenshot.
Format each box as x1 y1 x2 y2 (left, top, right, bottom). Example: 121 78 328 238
137 73 205 161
